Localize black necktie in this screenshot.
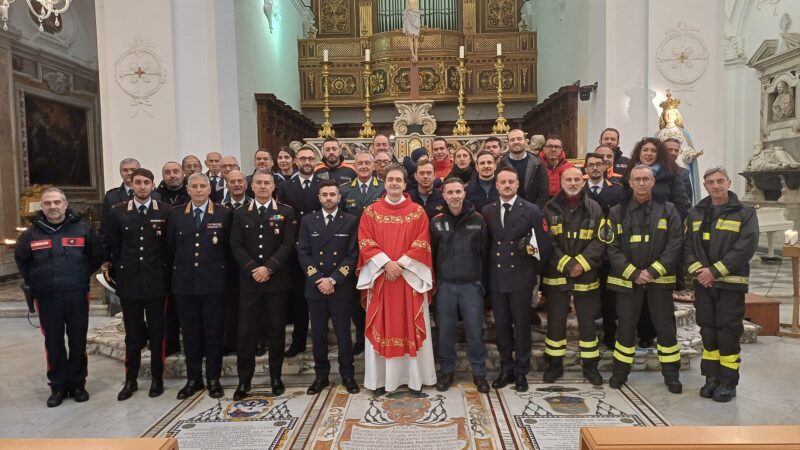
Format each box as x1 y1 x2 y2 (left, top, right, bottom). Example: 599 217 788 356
361 184 367 196
138 205 147 216
194 208 202 229
592 186 600 196
502 203 511 228
303 179 310 190
234 202 241 209
127 189 133 199
326 213 334 227
259 205 267 217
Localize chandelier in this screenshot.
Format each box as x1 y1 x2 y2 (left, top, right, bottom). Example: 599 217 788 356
0 0 72 32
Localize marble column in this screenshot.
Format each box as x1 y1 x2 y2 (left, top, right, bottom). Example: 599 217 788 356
0 38 20 276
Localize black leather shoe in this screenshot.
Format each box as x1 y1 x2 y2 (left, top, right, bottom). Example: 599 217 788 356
47 390 66 408
117 380 138 401
373 387 386 396
306 378 329 395
543 362 564 384
352 341 365 356
514 374 529 392
608 374 627 389
207 380 224 399
699 377 720 399
491 373 515 389
176 380 204 400
343 378 360 394
436 373 454 392
271 377 285 396
284 345 306 358
664 376 683 394
233 383 251 401
473 376 490 394
149 378 164 398
255 343 267 357
69 387 90 403
712 384 736 402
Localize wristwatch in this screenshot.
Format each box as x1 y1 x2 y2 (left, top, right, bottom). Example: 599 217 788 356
329 277 336 286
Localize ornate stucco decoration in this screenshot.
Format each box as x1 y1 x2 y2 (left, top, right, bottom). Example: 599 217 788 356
113 38 167 118
393 101 437 136
655 21 709 88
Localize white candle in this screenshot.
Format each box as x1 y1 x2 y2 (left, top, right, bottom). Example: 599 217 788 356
786 229 793 244
365 49 370 62
323 49 329 62
459 45 464 59
792 231 799 245
496 43 502 56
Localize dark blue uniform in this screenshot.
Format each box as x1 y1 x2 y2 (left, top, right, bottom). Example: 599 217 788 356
297 209 358 381
276 175 322 354
221 197 252 352
167 202 233 384
15 209 103 394
465 175 499 213
409 187 446 219
105 199 172 382
230 200 297 384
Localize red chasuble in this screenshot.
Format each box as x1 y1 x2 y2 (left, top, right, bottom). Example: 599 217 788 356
357 194 433 358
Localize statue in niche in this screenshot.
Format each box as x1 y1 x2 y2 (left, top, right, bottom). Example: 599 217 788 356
778 13 800 53
403 0 421 63
772 80 795 121
746 142 800 171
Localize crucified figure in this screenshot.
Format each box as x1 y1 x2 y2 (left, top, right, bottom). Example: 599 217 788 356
403 0 421 63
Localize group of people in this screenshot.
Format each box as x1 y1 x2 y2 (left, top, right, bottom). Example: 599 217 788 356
15 127 758 410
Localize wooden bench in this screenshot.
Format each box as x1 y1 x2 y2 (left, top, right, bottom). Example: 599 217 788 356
0 438 177 449
579 425 800 449
745 293 780 336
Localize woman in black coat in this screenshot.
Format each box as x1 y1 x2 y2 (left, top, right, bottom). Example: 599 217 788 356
622 137 690 219
447 147 477 183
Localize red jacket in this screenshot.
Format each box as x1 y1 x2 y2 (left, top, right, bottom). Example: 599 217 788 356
538 149 575 198
433 157 452 180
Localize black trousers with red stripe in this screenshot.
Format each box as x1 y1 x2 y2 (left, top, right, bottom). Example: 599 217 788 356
120 297 165 381
36 290 89 392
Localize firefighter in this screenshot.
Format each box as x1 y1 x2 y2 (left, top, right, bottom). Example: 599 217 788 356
604 164 683 393
542 167 606 385
685 166 758 402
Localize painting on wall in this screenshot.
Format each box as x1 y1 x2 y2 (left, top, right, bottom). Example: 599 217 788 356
21 93 92 187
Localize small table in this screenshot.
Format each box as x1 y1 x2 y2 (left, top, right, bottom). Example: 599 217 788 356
780 245 800 338
745 294 780 336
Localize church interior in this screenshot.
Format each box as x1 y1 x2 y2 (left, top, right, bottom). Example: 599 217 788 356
1 0 800 448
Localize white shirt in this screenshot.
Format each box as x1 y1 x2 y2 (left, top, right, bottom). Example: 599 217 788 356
500 195 517 227
254 199 273 212
587 179 604 194
133 198 152 212
323 208 338 224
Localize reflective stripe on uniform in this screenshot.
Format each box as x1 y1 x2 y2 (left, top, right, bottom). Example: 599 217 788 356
651 261 667 276
692 220 702 232
688 261 703 273
713 261 730 277
657 218 667 230
630 234 650 243
573 280 600 292
658 353 681 363
543 277 567 286
622 264 636 279
702 232 710 240
702 348 720 361
613 341 635 364
658 343 681 363
557 255 571 273
719 275 748 284
716 219 741 233
575 254 591 271
607 276 632 289
551 224 563 235
617 224 623 234
720 353 740 370
579 339 600 359
545 337 567 357
658 343 680 354
651 275 676 284
579 228 594 240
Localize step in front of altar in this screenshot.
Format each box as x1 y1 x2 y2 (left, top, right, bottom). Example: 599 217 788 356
88 303 759 379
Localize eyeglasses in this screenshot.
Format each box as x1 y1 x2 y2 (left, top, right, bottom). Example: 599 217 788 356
544 145 563 150
296 156 315 161
585 163 605 169
631 177 653 184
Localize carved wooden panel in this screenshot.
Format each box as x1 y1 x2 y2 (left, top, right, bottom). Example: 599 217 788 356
480 0 519 32
255 94 317 154
522 85 579 158
318 0 352 35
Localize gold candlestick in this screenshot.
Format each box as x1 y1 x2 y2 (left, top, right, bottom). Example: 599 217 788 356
492 55 510 135
359 60 376 138
452 55 471 136
318 60 336 138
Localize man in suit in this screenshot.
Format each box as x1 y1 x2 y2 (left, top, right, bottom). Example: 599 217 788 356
583 151 625 349
297 179 360 395
105 168 172 401
466 150 499 212
182 155 203 178
484 167 551 392
339 151 384 355
205 152 224 202
230 169 297 400
167 173 233 400
212 156 239 203
500 129 549 208
221 170 251 354
409 159 445 219
277 146 322 357
101 158 140 243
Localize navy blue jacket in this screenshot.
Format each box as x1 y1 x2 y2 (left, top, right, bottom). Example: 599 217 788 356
15 209 103 295
296 209 358 300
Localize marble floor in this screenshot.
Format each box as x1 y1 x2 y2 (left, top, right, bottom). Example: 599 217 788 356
1 309 799 439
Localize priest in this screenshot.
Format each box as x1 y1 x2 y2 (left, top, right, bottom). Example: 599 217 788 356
357 164 436 394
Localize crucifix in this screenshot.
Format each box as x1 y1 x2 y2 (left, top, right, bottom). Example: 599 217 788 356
403 0 421 98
